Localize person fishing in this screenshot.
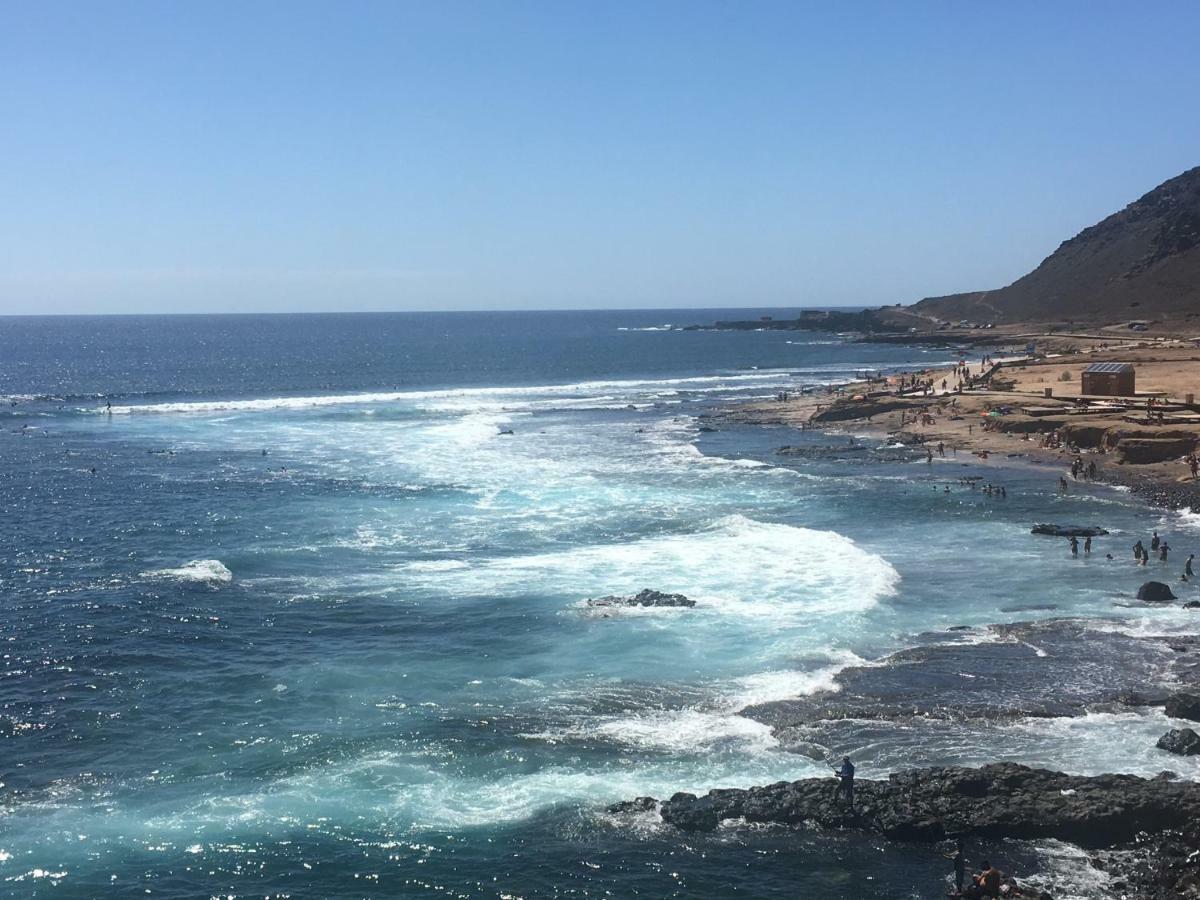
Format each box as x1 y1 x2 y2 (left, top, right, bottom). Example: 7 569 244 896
942 838 966 896
831 755 855 808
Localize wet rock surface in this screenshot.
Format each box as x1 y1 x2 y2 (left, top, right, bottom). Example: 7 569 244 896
1030 524 1109 537
741 620 1179 730
641 763 1200 847
1157 728 1200 755
1137 581 1178 603
586 588 695 608
1165 692 1200 722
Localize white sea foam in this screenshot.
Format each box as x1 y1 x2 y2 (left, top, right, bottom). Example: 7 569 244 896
590 709 779 754
1019 840 1116 900
728 651 866 708
103 372 802 416
402 515 898 622
141 559 233 585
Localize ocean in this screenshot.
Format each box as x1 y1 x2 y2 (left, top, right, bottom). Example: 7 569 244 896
1 310 1197 898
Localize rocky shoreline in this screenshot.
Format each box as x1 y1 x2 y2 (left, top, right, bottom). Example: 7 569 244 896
611 763 1200 898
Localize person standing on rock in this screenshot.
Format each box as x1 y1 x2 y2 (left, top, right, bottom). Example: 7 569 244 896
942 838 966 895
831 756 855 808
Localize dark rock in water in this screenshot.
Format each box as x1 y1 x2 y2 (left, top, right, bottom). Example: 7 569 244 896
742 620 1174 729
1030 524 1110 537
1137 581 1177 603
1185 600 1200 609
649 762 1200 847
587 588 695 608
1157 728 1200 755
1165 692 1200 722
606 796 657 814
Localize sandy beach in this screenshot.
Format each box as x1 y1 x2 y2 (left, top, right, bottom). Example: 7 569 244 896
718 336 1200 508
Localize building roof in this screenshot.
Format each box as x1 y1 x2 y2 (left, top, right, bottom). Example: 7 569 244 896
1083 362 1135 374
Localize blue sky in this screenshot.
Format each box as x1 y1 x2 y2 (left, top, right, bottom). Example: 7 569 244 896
3 1 1199 314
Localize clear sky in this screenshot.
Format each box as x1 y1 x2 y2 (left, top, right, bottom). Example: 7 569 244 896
3 1 1199 315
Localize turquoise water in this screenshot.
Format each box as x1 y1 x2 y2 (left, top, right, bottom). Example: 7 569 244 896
1 311 1197 898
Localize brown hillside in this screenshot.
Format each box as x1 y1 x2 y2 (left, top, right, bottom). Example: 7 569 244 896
912 166 1200 324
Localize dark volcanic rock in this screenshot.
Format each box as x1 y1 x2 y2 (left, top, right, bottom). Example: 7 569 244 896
587 588 695 609
1157 728 1200 756
742 620 1174 730
1137 581 1178 603
1030 524 1110 537
1165 692 1200 722
1185 601 1200 609
651 763 1200 848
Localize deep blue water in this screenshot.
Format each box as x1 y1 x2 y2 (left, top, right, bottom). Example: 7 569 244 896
1 311 1197 898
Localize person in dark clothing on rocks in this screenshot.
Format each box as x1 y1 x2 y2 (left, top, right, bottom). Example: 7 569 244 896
942 838 966 895
831 756 854 807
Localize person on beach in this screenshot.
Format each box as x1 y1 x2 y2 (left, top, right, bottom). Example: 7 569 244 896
831 756 855 807
1152 532 1160 552
943 838 966 896
1059 476 1068 494
1134 540 1145 562
1084 536 1092 555
1160 542 1170 562
1069 536 1078 556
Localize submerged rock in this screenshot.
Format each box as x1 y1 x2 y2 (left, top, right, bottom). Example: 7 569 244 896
647 762 1200 847
586 588 695 609
1157 728 1200 756
1030 524 1110 537
1137 581 1177 603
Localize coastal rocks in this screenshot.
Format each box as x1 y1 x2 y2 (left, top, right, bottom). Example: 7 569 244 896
741 620 1174 732
809 397 912 423
649 762 1200 847
1165 692 1200 722
1156 728 1200 755
1137 581 1177 603
1116 436 1198 465
1030 524 1110 537
1186 601 1200 609
586 588 695 609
